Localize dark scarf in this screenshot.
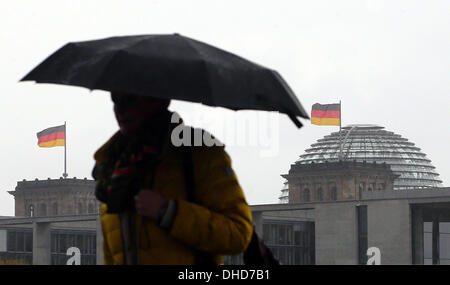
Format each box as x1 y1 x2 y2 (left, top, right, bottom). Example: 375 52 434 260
93 110 174 214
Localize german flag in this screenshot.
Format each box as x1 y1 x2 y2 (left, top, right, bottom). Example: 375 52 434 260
37 125 65 147
311 103 340 126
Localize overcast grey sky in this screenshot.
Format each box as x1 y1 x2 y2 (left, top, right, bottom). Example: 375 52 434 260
0 0 448 216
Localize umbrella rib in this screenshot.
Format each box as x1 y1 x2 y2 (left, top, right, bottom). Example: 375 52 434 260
88 51 124 92
181 38 215 106
90 36 157 92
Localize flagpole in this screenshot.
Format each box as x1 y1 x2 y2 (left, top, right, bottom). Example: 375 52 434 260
339 100 342 133
339 100 342 161
63 121 68 179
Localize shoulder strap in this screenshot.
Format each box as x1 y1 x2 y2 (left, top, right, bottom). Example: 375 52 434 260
181 145 216 265
182 145 195 202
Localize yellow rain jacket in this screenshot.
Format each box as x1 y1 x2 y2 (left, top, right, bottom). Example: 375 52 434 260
94 129 253 265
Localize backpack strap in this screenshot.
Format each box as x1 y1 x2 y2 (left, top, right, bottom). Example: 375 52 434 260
181 145 216 265
182 145 195 202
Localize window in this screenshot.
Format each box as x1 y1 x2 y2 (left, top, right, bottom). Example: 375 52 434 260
440 222 450 265
263 224 270 243
303 188 310 202
50 230 96 265
279 226 286 244
39 204 47 217
28 205 35 217
7 232 16 252
317 188 323 201
330 187 337 201
294 231 301 246
359 182 365 191
52 203 58 216
16 232 24 252
88 203 94 214
4 230 33 264
259 222 315 265
24 232 32 252
78 203 84 215
424 222 433 264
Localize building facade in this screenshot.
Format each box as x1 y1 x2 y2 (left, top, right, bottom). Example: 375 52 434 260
0 178 100 265
251 187 450 265
8 178 99 217
1 176 449 265
283 160 397 203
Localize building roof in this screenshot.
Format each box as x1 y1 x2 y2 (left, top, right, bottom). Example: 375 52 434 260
286 160 396 176
8 177 95 196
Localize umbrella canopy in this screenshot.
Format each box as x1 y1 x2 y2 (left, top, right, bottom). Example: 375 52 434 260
21 34 309 127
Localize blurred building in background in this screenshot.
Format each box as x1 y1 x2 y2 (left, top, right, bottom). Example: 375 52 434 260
0 178 100 265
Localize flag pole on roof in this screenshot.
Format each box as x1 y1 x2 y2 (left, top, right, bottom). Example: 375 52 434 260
310 101 343 160
36 122 68 179
339 100 342 160
63 121 67 179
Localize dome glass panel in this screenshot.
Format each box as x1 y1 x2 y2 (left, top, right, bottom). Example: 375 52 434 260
295 125 442 189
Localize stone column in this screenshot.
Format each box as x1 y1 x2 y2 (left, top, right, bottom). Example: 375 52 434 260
96 216 104 265
33 222 51 265
411 206 424 264
252 211 263 237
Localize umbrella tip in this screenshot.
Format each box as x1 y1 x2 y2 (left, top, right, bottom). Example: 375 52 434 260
288 113 304 129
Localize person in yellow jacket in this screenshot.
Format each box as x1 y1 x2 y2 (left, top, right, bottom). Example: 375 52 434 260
92 92 253 265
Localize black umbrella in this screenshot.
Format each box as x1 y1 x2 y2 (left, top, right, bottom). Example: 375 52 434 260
21 34 309 127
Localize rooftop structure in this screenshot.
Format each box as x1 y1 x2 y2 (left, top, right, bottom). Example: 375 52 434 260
8 177 97 217
279 124 443 203
283 160 398 203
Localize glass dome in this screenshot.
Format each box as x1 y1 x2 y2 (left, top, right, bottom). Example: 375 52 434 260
278 180 289 204
296 124 443 189
279 124 444 203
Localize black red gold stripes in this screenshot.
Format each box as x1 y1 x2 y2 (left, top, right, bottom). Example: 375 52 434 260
311 103 341 126
37 125 65 147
